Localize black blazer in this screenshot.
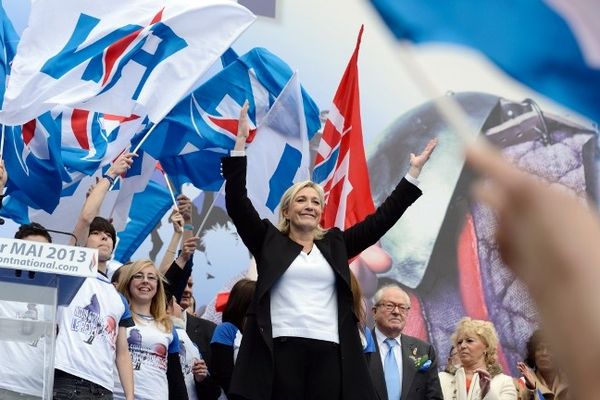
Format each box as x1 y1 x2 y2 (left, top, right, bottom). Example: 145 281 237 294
222 156 422 400
186 314 221 400
368 330 443 400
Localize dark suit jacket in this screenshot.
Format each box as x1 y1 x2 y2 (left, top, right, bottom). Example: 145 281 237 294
368 330 443 400
186 314 221 400
222 156 422 400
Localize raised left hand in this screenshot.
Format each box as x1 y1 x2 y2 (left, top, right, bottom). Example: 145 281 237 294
408 138 438 178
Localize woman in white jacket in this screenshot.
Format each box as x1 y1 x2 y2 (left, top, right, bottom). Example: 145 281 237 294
439 318 517 400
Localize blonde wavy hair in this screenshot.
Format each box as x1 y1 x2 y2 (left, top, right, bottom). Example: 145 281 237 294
276 180 328 240
451 317 503 376
117 259 172 333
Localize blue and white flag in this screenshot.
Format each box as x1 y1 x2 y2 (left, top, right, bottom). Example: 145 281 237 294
246 72 311 221
142 47 321 162
0 0 255 125
2 106 146 218
2 147 165 248
113 167 172 263
0 4 18 108
0 4 67 215
2 116 66 213
58 108 146 176
145 47 320 192
369 0 600 123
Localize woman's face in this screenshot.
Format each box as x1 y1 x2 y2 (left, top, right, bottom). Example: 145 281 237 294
456 332 488 368
128 265 158 304
534 341 555 373
284 187 323 233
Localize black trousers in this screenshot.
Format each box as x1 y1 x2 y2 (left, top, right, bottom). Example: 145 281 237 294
272 337 341 400
52 370 113 400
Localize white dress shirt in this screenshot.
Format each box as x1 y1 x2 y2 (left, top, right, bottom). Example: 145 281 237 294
375 326 404 388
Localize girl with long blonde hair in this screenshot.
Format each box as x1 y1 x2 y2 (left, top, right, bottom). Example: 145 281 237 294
113 260 188 400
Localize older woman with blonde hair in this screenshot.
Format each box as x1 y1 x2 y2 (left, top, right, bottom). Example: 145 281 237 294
440 318 517 400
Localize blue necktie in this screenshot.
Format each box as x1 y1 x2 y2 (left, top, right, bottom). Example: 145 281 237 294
384 338 401 400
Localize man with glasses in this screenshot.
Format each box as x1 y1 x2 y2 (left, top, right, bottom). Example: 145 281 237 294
368 284 442 400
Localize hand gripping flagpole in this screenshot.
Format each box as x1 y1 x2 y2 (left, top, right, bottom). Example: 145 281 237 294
107 122 160 191
158 165 181 213
161 171 179 210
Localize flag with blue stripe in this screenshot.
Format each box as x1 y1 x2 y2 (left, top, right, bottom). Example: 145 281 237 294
113 166 172 263
369 0 600 123
143 47 320 191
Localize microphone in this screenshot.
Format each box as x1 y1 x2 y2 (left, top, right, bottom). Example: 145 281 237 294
44 228 79 245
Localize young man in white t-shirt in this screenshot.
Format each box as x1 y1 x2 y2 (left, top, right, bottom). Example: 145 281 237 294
53 153 136 400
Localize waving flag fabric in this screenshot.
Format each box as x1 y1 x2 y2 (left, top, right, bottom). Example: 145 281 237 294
0 10 67 213
141 47 320 161
313 26 375 229
1 148 165 248
2 117 66 213
0 5 18 108
146 47 320 191
0 0 255 125
113 167 172 263
246 72 311 221
369 0 600 123
59 108 145 176
1 105 146 218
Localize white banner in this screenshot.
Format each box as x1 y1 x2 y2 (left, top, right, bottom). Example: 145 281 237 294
0 238 98 277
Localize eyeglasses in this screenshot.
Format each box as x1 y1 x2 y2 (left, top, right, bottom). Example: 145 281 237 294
131 273 158 282
377 302 411 313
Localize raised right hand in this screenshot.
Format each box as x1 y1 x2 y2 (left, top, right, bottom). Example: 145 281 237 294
516 362 536 390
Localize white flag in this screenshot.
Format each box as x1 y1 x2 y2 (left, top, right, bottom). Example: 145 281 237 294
0 0 255 125
246 72 311 222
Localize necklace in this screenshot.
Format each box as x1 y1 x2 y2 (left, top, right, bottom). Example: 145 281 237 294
132 311 155 321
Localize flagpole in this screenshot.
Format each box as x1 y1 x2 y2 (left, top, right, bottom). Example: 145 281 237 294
194 182 225 238
394 41 478 144
0 124 5 159
160 169 180 210
131 122 158 155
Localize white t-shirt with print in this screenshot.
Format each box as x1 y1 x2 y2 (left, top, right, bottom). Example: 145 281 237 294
54 272 132 391
113 321 179 400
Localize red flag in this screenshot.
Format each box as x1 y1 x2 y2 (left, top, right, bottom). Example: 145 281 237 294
314 25 374 229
